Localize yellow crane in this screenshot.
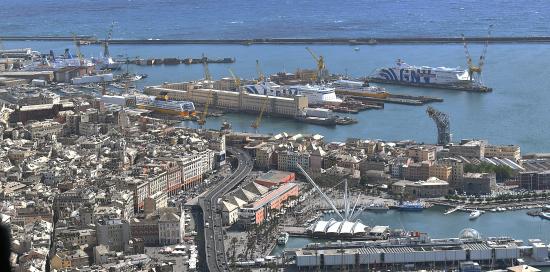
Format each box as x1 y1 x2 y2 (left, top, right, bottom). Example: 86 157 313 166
255 59 265 82
103 21 115 58
198 54 213 128
461 25 493 83
251 94 269 132
305 47 327 82
228 68 241 91
71 33 83 65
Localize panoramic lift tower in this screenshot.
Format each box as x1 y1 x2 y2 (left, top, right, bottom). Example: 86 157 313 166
426 106 451 145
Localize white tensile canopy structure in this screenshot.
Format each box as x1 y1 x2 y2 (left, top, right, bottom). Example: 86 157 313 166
298 164 368 236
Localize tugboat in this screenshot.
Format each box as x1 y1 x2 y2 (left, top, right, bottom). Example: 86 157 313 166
277 232 289 245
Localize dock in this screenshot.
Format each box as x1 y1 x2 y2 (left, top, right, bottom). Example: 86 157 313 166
116 56 235 66
348 93 443 106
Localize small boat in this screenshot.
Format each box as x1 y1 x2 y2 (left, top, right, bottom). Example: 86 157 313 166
277 232 289 245
540 212 550 220
354 47 360 51
397 201 424 211
469 210 482 220
444 205 462 215
366 203 389 212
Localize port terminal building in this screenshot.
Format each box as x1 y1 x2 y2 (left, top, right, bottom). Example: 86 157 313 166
144 82 308 117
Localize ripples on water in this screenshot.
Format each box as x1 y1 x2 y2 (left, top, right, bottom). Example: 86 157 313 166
1 0 549 38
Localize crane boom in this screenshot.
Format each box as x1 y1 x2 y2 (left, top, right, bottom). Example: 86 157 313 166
251 94 269 130
228 68 241 90
255 59 264 82
305 47 326 82
103 21 115 58
198 90 213 128
202 54 211 81
478 25 493 69
72 33 83 64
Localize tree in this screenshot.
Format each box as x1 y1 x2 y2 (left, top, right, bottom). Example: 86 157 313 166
464 162 515 182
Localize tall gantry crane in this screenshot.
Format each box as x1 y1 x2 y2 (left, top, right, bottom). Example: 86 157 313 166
461 25 493 83
255 59 265 83
305 47 327 82
103 21 115 58
251 94 269 132
228 68 241 91
426 106 451 145
72 33 83 65
198 54 213 128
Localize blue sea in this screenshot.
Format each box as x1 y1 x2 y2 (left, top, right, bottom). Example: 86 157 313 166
2 1 550 154
1 0 550 39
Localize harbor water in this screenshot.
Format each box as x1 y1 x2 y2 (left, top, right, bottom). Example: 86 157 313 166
6 40 550 154
271 206 550 255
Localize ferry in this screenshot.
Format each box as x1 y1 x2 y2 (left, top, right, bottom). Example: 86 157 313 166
469 210 483 220
540 212 550 220
136 96 196 117
277 232 289 245
397 201 424 211
244 81 342 105
368 59 491 92
329 79 390 99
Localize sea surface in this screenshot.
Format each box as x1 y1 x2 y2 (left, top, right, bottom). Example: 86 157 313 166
1 0 550 39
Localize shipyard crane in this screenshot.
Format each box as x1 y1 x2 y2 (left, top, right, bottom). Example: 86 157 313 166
228 68 241 91
426 106 451 145
255 59 265 82
103 21 115 58
71 33 83 64
198 54 213 128
461 25 493 83
251 94 269 132
305 47 327 82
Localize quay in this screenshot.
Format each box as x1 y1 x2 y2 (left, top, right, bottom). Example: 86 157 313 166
7 35 550 44
348 93 444 106
116 56 235 65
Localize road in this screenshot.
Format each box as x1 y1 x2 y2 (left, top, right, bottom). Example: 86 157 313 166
199 147 252 272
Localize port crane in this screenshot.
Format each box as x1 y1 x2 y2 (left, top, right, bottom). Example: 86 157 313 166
426 106 451 145
305 47 327 82
228 68 241 91
251 93 269 132
461 25 493 83
255 59 265 82
71 33 83 65
103 21 115 58
198 55 213 128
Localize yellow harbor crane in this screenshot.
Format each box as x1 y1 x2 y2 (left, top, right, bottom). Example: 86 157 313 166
251 94 269 132
71 33 83 64
255 59 265 82
198 55 213 128
228 68 241 91
305 47 327 82
461 25 493 83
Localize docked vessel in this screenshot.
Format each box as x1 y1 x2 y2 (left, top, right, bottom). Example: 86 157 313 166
329 79 390 99
136 96 196 117
540 212 550 220
365 202 389 211
93 55 121 70
277 232 289 245
244 81 342 105
469 210 482 220
397 201 424 211
367 59 491 92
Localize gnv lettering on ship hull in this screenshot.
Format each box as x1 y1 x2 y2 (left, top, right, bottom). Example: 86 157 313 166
380 68 434 83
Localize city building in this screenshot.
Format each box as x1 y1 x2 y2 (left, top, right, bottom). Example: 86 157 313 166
392 177 450 198
459 173 497 195
238 183 299 227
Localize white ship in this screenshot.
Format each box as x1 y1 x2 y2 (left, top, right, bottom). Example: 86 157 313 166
469 210 482 220
93 55 121 70
244 81 342 105
136 96 196 117
329 79 389 98
371 59 471 85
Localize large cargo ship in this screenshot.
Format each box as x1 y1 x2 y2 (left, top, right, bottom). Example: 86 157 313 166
136 96 196 117
244 81 342 105
367 59 492 92
329 79 389 99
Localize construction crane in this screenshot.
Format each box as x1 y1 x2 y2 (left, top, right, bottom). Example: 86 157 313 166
202 54 212 81
103 21 115 58
461 25 493 83
251 94 269 132
305 47 327 82
426 106 451 145
71 33 83 64
255 59 265 82
228 68 241 91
